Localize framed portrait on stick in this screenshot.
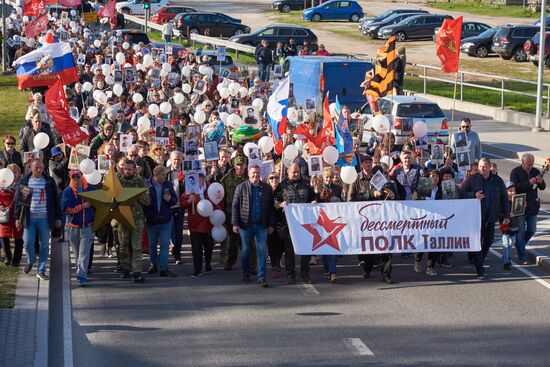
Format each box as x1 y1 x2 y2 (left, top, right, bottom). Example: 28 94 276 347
511 193 526 217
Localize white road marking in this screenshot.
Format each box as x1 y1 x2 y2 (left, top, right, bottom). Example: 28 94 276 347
489 248 550 290
300 283 320 295
62 243 74 367
342 338 375 356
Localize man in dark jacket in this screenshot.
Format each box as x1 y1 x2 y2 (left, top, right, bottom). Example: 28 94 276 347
62 170 96 285
393 46 406 95
255 39 273 83
15 159 62 280
21 112 54 168
232 165 275 287
461 157 510 278
510 153 546 264
49 146 69 195
145 166 178 277
274 163 315 284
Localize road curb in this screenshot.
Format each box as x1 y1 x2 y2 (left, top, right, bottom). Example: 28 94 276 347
35 274 49 367
526 248 550 273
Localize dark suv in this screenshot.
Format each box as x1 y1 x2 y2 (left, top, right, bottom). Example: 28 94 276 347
524 32 550 68
492 25 540 62
178 12 251 38
272 0 315 13
377 14 453 41
229 24 318 51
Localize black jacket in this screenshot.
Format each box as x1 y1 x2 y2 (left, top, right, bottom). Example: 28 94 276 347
460 172 510 223
14 173 62 230
255 46 273 65
510 165 546 215
232 180 275 229
0 150 24 173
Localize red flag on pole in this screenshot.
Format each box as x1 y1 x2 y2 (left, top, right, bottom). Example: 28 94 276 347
294 92 334 154
45 79 89 147
98 0 117 19
24 13 48 38
23 0 45 16
435 16 463 73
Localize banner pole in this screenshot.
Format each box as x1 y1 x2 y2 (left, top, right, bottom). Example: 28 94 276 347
449 71 459 141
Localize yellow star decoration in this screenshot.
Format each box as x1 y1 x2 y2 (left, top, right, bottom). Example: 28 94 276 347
78 168 147 231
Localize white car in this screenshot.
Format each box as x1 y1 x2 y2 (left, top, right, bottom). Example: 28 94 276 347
116 0 171 15
361 95 449 146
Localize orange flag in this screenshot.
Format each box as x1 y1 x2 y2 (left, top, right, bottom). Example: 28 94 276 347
435 16 463 73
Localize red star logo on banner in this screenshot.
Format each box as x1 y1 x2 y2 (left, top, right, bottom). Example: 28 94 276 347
301 208 347 252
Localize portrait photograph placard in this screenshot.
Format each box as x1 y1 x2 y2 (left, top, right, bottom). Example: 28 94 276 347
307 155 323 177
241 105 259 126
511 193 526 217
204 141 219 162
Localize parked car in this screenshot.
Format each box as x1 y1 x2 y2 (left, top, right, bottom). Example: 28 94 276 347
378 14 453 41
230 24 318 51
433 21 491 41
116 0 170 15
272 0 315 13
178 12 250 38
460 27 500 58
360 95 449 146
492 25 540 62
150 6 196 24
302 0 364 22
533 14 550 26
118 29 187 56
174 12 241 30
362 13 424 38
358 8 429 29
524 32 550 68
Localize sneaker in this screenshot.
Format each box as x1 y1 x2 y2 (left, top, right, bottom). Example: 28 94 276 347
258 278 268 288
133 272 145 283
287 275 296 284
358 260 365 267
520 259 529 265
504 262 512 271
204 265 213 273
120 270 131 279
191 271 203 277
382 276 393 284
107 247 113 258
301 273 312 284
160 270 177 278
330 274 337 283
147 266 158 274
24 263 33 274
77 276 87 286
175 259 183 265
426 267 438 276
36 272 49 280
309 256 317 265
476 273 485 280
242 273 251 283
414 261 422 273
439 261 453 268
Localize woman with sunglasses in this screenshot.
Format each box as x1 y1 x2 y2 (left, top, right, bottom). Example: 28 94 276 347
0 135 24 173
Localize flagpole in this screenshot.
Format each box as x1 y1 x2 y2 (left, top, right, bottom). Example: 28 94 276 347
449 71 459 142
1 0 6 72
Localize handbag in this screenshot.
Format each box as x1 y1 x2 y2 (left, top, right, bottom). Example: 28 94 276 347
0 206 10 224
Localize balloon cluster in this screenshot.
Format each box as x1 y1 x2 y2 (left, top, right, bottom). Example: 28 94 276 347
196 183 227 242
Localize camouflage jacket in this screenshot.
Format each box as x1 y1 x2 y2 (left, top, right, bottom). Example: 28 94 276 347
220 168 246 215
119 174 151 222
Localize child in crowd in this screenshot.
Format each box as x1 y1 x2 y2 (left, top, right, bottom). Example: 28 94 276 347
501 182 519 271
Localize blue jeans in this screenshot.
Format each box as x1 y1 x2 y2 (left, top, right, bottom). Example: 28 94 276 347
23 217 51 274
501 233 516 264
516 214 537 261
258 63 270 82
323 255 337 275
67 226 93 279
148 221 172 271
239 224 268 280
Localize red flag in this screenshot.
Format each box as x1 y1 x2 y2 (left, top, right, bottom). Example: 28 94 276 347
293 92 335 155
435 16 463 73
45 79 89 147
23 0 45 16
24 13 48 38
58 0 81 7
98 0 117 19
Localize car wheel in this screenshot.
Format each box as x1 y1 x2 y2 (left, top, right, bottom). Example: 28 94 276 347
545 57 550 69
475 46 488 58
512 47 527 62
312 13 321 22
121 7 132 15
350 13 360 22
396 32 406 42
281 4 291 13
189 28 200 36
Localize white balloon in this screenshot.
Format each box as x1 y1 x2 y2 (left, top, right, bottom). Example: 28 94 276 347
252 98 264 110
380 155 394 170
228 82 240 96
207 182 225 205
143 54 154 67
33 132 50 150
95 91 107 105
211 225 227 242
329 103 337 118
137 116 151 131
218 112 228 124
372 114 390 134
87 106 98 118
101 64 110 77
182 83 192 94
82 82 93 92
132 93 143 103
115 52 125 65
159 69 168 78
69 21 76 28
294 139 304 153
173 93 184 105
182 65 191 77
216 83 224 92
209 209 226 226
219 87 230 99
22 15 29 22
283 145 299 161
84 170 102 185
124 63 132 68
243 142 258 158
198 65 208 75
70 9 76 16
322 146 339 165
162 62 171 73
258 136 274 153
160 102 172 114
413 120 428 137
340 166 358 185
287 107 298 122
226 114 242 128
93 39 101 48
122 42 130 50
105 75 114 85
112 84 123 97
239 86 248 98
0 168 15 187
193 110 206 124
135 63 145 72
197 199 214 217
79 158 95 175
71 26 78 34
148 104 159 116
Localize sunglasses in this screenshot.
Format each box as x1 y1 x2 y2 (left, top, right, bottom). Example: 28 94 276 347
5 141 15 145
461 125 470 129
268 177 279 180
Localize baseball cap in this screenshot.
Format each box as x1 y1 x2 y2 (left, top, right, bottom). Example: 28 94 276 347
51 146 63 157
233 156 247 165
505 181 516 189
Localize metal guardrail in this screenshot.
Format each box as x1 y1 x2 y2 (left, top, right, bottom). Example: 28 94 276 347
406 62 550 116
123 14 256 57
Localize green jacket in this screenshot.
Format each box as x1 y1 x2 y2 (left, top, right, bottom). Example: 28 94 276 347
119 174 151 221
220 168 246 215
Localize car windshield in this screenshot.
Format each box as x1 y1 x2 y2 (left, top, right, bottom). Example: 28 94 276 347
398 17 415 25
375 10 392 20
396 103 445 118
478 28 497 38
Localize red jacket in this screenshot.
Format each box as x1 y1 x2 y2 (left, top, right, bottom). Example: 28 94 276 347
181 190 214 234
0 188 23 239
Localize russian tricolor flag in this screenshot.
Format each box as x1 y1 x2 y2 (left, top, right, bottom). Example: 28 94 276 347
266 78 290 155
13 40 78 90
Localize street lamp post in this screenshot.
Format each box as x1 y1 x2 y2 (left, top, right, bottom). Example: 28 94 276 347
534 0 547 132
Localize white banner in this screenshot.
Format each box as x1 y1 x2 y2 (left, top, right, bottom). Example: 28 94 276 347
284 199 481 255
